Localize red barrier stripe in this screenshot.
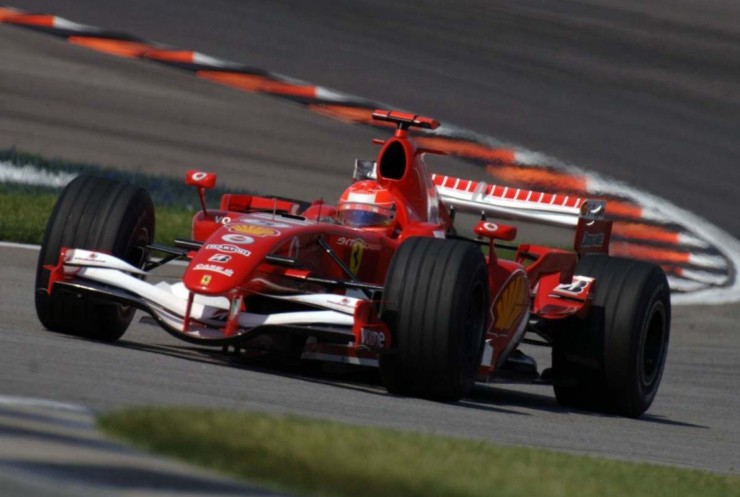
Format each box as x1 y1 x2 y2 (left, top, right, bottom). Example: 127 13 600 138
0 8 21 21
67 36 152 58
308 104 397 128
197 70 316 99
612 222 683 246
415 137 516 164
611 242 691 265
4 14 56 27
604 200 644 220
143 49 198 64
485 164 589 195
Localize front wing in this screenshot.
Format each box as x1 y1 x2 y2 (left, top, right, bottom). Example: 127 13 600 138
43 249 388 365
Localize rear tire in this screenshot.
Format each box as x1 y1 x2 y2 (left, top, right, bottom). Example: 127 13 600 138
379 237 488 401
35 174 155 341
552 254 670 417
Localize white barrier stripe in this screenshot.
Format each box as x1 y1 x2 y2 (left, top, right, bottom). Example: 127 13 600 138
666 276 707 293
52 17 101 33
679 269 729 286
192 52 239 68
0 161 77 188
688 253 728 269
678 233 710 249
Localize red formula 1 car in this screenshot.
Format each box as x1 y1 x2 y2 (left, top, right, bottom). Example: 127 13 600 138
35 110 670 417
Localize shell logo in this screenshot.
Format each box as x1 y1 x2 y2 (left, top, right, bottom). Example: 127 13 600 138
228 224 279 237
350 240 364 274
490 271 529 337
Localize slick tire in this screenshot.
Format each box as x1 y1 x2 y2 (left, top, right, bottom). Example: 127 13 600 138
35 174 155 341
379 237 488 401
552 254 671 417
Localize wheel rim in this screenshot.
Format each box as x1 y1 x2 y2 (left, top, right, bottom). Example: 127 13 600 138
641 301 667 386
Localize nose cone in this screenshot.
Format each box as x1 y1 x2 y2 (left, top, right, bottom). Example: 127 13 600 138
183 241 254 295
183 218 291 295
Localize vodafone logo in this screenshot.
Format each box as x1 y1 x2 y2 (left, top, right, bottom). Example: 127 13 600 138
483 222 499 232
222 233 255 245
336 237 381 251
191 172 208 181
360 328 387 349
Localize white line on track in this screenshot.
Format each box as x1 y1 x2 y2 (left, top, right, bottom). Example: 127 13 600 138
0 394 92 414
0 241 40 251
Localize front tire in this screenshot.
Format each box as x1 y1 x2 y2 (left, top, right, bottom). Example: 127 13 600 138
35 174 155 341
379 237 489 401
552 254 671 417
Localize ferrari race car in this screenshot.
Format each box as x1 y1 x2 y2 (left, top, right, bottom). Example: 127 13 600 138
35 110 670 417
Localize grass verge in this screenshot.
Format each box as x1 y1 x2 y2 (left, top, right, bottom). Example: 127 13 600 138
0 190 193 246
0 148 250 245
99 407 740 497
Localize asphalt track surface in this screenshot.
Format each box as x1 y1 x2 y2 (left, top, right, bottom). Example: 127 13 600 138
1 0 740 493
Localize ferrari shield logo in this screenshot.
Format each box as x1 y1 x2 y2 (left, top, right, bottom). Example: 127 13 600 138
350 240 364 274
200 274 212 286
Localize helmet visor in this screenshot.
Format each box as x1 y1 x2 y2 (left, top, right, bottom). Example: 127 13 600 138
337 203 394 228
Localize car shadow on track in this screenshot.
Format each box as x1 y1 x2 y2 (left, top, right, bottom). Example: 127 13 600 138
115 338 389 390
110 338 706 426
468 384 708 427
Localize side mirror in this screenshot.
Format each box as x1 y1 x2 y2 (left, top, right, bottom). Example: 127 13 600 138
185 170 217 189
185 170 217 215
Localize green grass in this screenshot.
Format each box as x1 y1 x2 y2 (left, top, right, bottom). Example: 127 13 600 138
0 191 193 245
0 148 244 207
0 148 254 246
99 407 740 497
0 191 58 244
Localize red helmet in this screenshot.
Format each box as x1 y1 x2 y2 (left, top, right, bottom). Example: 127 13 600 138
337 180 396 229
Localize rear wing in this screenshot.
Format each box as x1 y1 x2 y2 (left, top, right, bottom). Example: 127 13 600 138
433 172 612 254
432 173 594 227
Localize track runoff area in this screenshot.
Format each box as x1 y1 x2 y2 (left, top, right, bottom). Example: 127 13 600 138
1 5 739 306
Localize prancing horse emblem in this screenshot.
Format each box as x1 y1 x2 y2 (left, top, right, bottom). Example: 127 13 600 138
350 240 364 274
